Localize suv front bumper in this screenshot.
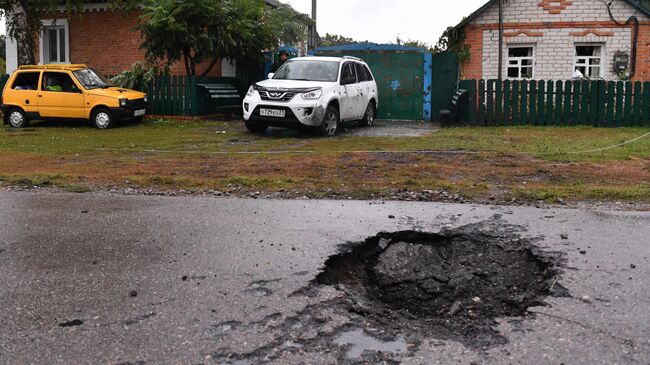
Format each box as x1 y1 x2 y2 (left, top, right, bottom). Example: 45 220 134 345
243 96 325 127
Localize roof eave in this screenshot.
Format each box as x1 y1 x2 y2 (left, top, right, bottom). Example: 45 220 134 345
455 0 650 30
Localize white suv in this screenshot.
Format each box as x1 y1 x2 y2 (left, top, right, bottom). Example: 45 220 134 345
242 56 378 136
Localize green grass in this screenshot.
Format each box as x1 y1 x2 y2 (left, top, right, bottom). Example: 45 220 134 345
1 119 649 204
1 120 648 162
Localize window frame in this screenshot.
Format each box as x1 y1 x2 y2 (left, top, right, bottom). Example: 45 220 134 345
573 44 604 79
340 62 358 85
11 71 42 91
506 45 535 80
354 63 369 82
39 19 70 65
40 71 82 94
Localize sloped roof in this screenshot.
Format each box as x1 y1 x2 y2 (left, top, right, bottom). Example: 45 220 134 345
457 0 650 28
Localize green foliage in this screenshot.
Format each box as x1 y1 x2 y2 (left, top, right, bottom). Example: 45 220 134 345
137 0 311 76
110 62 167 92
320 33 357 47
394 36 434 52
435 26 470 63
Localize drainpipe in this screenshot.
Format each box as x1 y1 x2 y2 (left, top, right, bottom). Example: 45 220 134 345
498 0 504 81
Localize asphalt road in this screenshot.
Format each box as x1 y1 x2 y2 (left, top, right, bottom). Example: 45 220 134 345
0 191 648 364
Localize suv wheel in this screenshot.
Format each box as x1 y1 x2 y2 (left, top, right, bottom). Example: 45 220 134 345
320 106 340 137
245 121 268 134
7 108 28 128
359 102 375 127
92 108 114 129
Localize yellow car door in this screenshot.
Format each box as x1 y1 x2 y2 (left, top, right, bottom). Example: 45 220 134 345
38 71 85 119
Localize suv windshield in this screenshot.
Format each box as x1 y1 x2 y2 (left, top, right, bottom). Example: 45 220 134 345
73 68 113 90
273 61 339 82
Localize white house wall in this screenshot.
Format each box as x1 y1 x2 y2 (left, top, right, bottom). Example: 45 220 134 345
482 27 632 80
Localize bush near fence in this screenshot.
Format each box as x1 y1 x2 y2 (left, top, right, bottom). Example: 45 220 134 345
460 79 650 127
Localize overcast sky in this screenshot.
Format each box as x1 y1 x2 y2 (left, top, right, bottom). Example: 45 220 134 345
282 0 488 46
0 1 488 43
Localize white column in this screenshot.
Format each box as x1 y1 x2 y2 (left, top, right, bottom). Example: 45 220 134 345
5 15 19 74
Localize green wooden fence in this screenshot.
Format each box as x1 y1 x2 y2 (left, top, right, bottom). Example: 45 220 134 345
459 79 650 127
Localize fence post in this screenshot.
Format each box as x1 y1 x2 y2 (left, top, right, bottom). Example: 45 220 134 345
530 81 537 126
624 82 633 126
643 82 650 127
190 76 199 116
573 81 582 125
503 80 511 125
563 82 572 126
512 80 520 125
605 81 615 128
633 81 643 127
537 81 545 126
596 80 606 127
478 80 486 125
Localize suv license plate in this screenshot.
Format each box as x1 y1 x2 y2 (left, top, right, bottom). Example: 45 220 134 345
260 108 285 118
134 109 146 117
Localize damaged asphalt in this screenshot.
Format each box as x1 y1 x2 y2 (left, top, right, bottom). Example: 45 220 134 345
0 191 648 364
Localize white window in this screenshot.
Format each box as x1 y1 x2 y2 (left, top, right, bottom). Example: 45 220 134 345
507 46 534 79
40 19 69 64
574 45 602 79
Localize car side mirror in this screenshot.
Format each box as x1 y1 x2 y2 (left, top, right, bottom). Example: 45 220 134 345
267 73 275 79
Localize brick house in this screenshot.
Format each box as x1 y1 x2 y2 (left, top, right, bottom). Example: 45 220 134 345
458 0 650 81
4 0 282 77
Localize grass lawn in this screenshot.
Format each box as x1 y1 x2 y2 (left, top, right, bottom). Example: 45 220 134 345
1 118 649 204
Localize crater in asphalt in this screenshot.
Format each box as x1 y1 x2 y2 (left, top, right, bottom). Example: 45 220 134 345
315 224 566 347
210 221 567 364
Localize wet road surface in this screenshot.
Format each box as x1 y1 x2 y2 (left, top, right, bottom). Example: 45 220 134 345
0 191 648 364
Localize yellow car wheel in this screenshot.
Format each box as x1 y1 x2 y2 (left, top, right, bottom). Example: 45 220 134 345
7 108 28 128
92 108 114 129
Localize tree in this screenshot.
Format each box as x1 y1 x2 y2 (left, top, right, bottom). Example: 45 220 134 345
320 33 357 48
434 26 470 63
394 36 433 52
137 0 312 77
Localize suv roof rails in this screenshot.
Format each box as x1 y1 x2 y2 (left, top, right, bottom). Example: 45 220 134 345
18 64 88 70
342 56 364 62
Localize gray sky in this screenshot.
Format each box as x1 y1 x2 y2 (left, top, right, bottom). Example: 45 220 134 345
282 0 488 46
1 1 488 43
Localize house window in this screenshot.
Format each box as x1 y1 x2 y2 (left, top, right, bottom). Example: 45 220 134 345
40 20 69 64
574 45 602 78
507 46 534 79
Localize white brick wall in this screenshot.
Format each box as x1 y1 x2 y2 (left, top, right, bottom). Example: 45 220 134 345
473 0 649 24
482 27 632 80
471 0 647 80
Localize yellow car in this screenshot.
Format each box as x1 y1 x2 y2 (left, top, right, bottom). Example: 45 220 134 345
1 64 147 129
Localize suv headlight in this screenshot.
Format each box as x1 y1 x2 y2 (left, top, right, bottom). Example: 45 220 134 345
246 85 257 97
301 89 322 100
119 98 127 107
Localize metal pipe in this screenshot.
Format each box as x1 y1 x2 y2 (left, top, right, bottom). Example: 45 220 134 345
309 0 317 52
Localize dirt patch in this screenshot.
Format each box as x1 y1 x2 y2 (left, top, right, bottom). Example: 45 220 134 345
314 221 567 348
